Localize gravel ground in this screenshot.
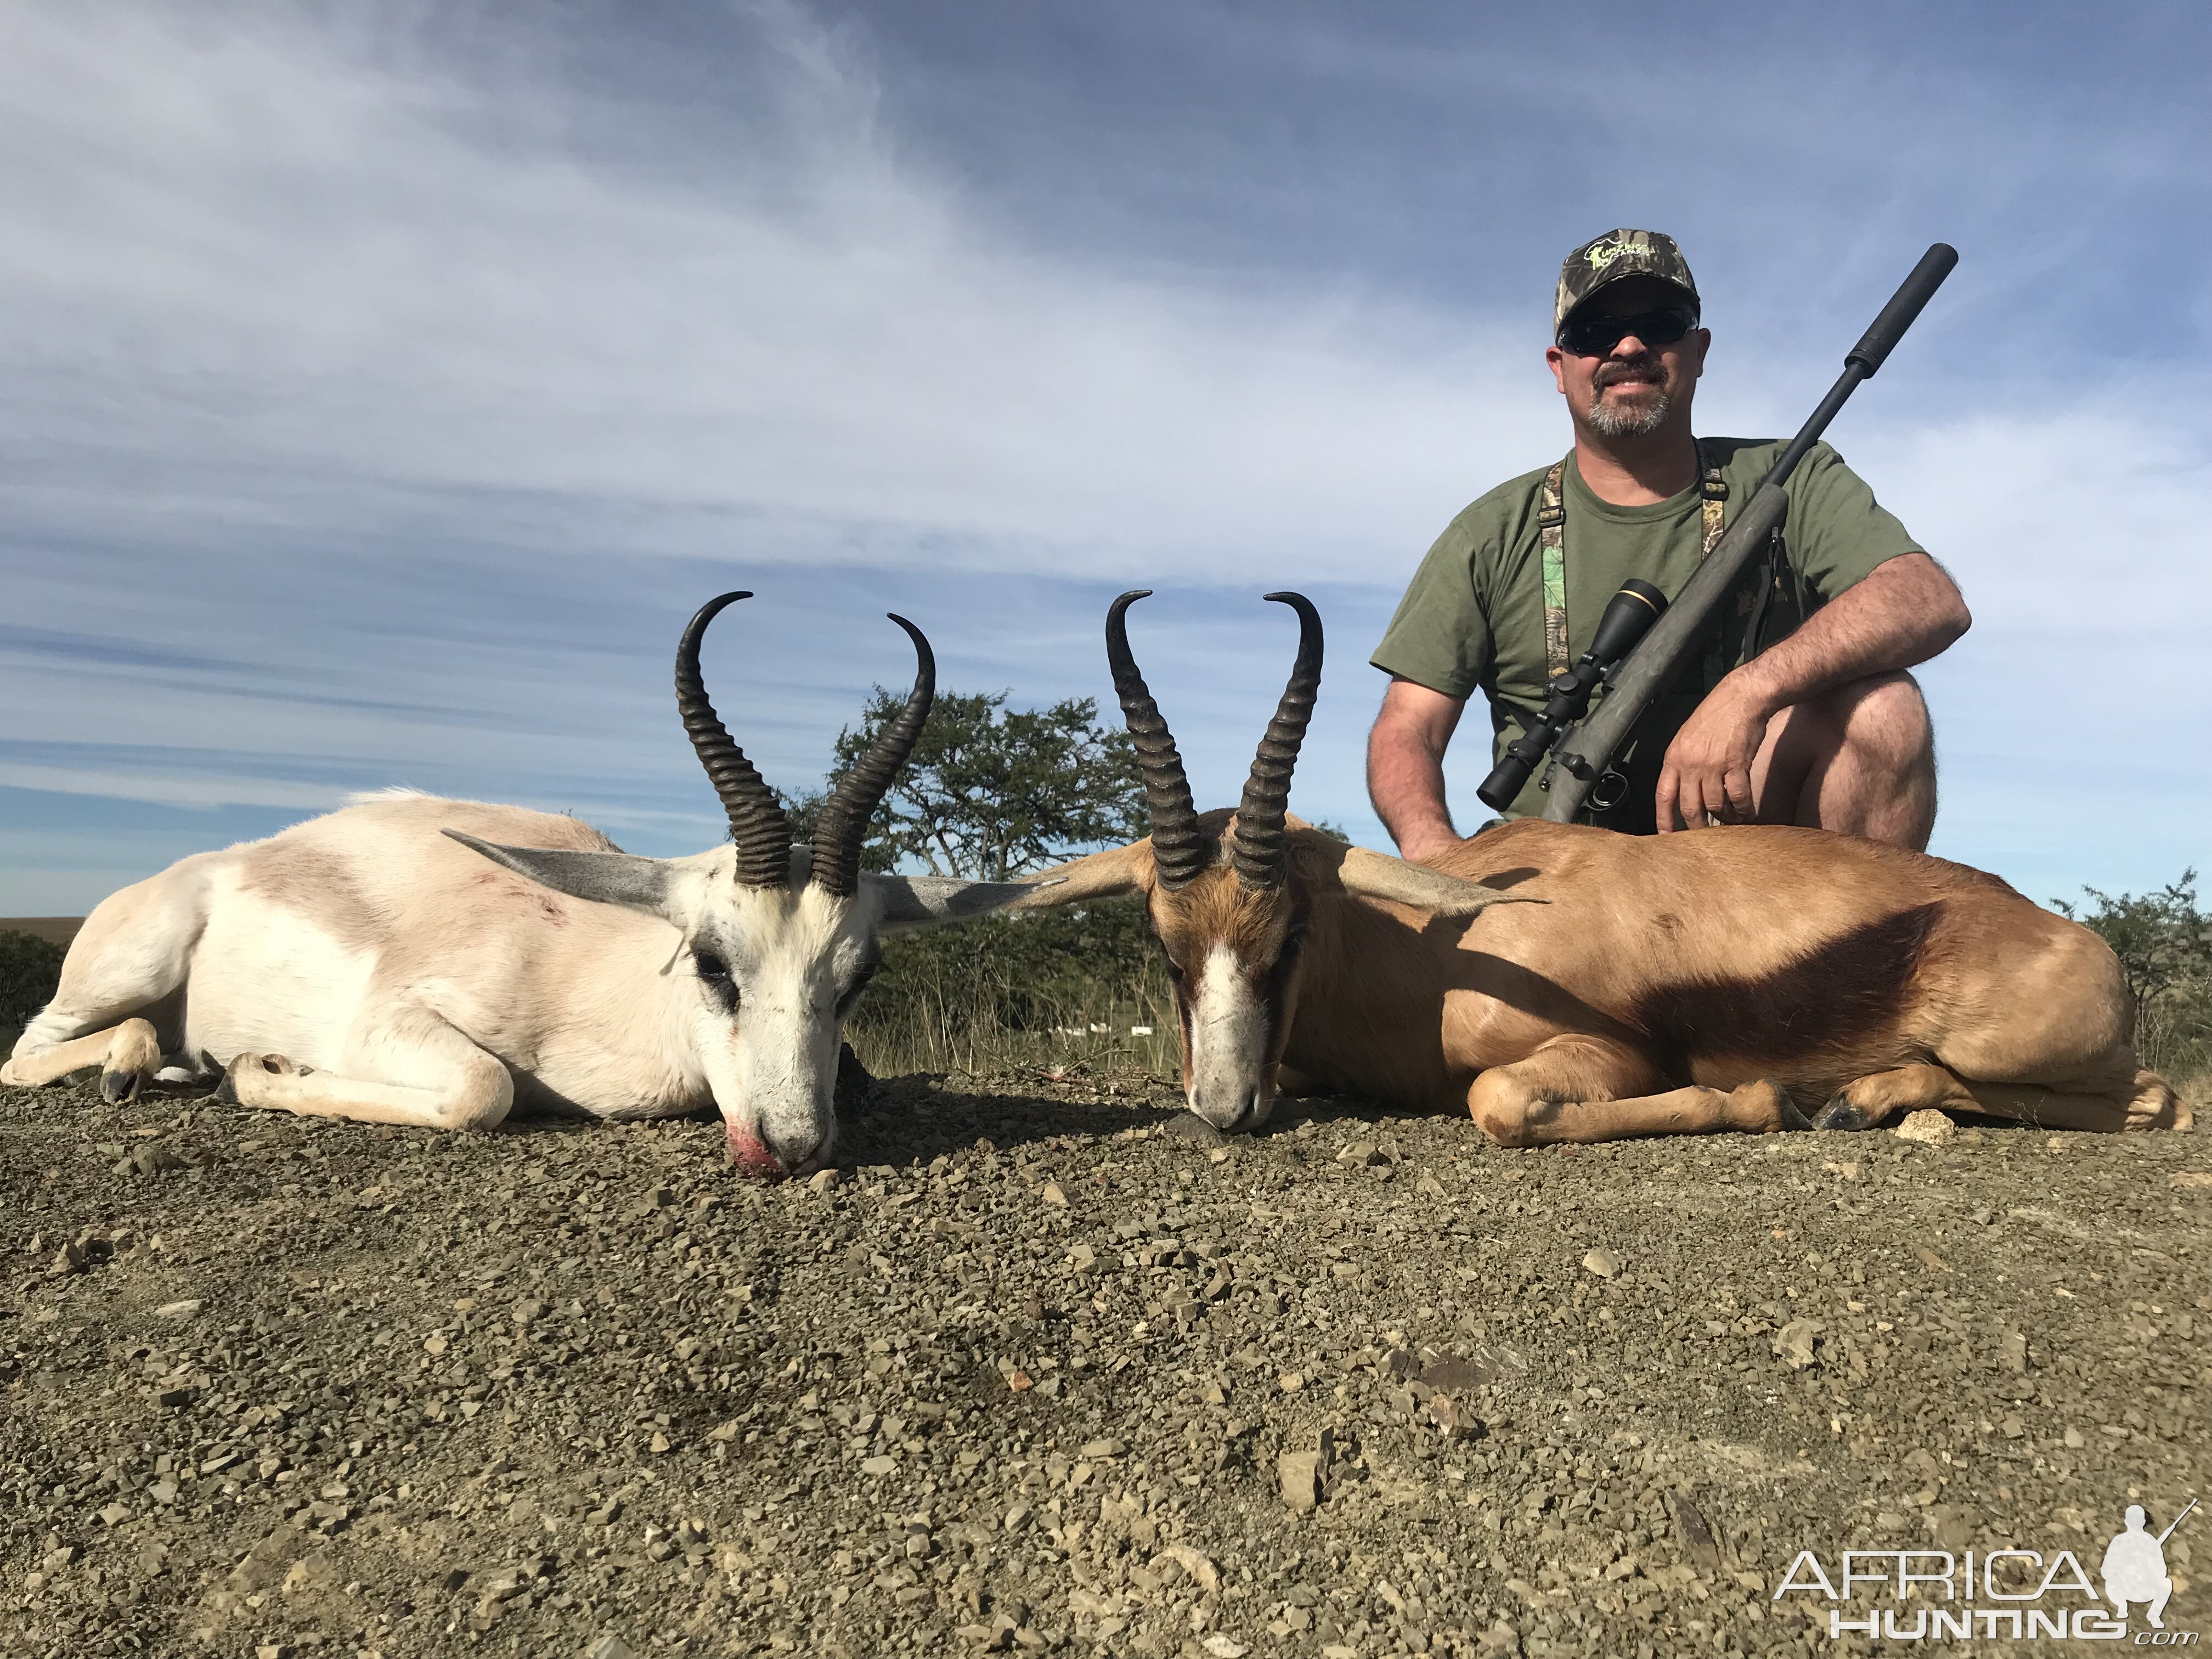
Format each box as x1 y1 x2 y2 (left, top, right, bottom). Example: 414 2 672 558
2 1065 2206 1659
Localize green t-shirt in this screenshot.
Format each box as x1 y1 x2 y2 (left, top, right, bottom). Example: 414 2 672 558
1369 437 1922 832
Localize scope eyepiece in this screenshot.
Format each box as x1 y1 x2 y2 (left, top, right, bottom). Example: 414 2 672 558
1473 579 1669 814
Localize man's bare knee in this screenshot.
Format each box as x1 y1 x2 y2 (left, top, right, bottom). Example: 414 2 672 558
1816 670 1930 766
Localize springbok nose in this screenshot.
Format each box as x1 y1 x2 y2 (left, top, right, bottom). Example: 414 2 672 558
1194 1087 1265 1135
726 1122 787 1178
728 1120 835 1180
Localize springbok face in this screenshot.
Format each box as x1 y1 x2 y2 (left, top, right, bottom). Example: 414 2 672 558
1146 827 1313 1131
449 592 1034 1177
1016 591 1532 1132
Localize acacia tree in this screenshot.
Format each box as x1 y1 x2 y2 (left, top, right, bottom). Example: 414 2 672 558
789 689 1146 881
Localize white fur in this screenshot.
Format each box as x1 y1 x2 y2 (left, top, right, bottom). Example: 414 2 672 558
4 794 1022 1171
1188 941 1269 1129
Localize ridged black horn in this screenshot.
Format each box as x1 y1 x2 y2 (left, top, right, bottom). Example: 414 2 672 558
810 614 934 899
1106 590 1207 890
1230 591 1323 890
675 592 790 889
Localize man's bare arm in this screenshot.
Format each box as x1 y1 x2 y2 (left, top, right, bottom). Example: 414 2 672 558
1367 678 1469 864
1657 551 1971 830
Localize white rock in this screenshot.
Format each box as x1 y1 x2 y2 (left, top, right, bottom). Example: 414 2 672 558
1893 1109 1957 1147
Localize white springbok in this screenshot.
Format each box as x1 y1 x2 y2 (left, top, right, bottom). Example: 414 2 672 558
2 594 1037 1176
1013 591 2187 1144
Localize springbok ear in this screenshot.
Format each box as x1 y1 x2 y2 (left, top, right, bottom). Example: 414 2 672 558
867 874 1058 930
1335 846 1544 918
1006 840 1153 909
444 831 678 916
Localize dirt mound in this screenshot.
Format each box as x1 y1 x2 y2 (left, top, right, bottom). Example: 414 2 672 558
3 1069 2205 1656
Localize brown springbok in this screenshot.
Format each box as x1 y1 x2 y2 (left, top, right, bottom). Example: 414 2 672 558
1013 591 2188 1144
2 594 1039 1176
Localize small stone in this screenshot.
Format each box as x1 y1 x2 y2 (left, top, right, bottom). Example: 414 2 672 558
1336 1142 1380 1166
1773 1318 1822 1369
1582 1247 1622 1279
649 1431 672 1454
1894 1109 1957 1147
155 1299 204 1320
1154 1543 1220 1593
1202 1637 1248 1657
157 1386 195 1408
131 1143 187 1176
50 1240 88 1276
1279 1450 1322 1512
647 1186 676 1207
1065 1243 1097 1274
1415 1173 1444 1196
861 1455 897 1476
512 1297 547 1327
1666 1489 1722 1569
98 1502 131 1526
1005 1370 1033 1392
586 1639 640 1659
1162 1113 1224 1146
1278 1373 1304 1393
1079 1438 1125 1459
807 1168 841 1194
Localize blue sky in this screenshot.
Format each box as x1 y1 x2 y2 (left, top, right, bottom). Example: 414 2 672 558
2 1 2208 913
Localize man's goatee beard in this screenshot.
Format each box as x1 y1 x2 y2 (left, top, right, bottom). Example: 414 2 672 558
1585 387 1671 438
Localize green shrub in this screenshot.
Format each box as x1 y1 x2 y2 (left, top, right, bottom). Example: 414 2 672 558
0 930 65 1032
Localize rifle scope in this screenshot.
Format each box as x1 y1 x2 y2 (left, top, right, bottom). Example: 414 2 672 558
1477 578 1667 812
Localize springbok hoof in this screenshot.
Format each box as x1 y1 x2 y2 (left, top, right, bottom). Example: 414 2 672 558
1770 1083 1812 1133
99 1068 143 1105
1812 1092 1876 1132
215 1052 296 1105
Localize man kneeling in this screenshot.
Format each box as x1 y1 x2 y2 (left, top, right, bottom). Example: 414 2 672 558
1369 228 1972 853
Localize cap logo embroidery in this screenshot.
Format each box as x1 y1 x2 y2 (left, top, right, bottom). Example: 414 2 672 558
1584 232 1649 272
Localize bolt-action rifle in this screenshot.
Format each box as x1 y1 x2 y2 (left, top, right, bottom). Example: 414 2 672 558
1515 242 1959 825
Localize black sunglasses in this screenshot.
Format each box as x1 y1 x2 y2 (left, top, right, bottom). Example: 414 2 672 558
1559 306 1699 358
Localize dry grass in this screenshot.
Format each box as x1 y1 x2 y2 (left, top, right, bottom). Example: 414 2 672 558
845 954 1181 1079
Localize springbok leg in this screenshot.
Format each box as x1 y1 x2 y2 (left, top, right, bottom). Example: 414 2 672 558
1466 1036 1807 1147
1952 1070 2187 1133
218 1005 515 1132
1 1018 165 1102
1810 1063 1980 1130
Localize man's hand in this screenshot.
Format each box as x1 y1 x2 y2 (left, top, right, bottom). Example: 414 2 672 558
1368 678 1468 863
1655 552 1970 833
1656 675 1773 831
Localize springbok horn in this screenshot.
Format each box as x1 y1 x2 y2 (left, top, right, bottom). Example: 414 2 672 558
675 592 791 890
810 615 935 899
1230 591 1323 890
1106 590 1207 891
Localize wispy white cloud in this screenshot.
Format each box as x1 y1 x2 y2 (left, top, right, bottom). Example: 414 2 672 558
0 1 2206 913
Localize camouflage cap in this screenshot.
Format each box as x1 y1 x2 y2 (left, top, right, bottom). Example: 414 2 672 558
1554 229 1700 342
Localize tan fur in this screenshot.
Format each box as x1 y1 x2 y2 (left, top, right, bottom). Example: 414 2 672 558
1027 812 2190 1144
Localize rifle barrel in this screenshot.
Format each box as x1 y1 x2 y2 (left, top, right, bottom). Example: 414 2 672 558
2157 1496 2198 1545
